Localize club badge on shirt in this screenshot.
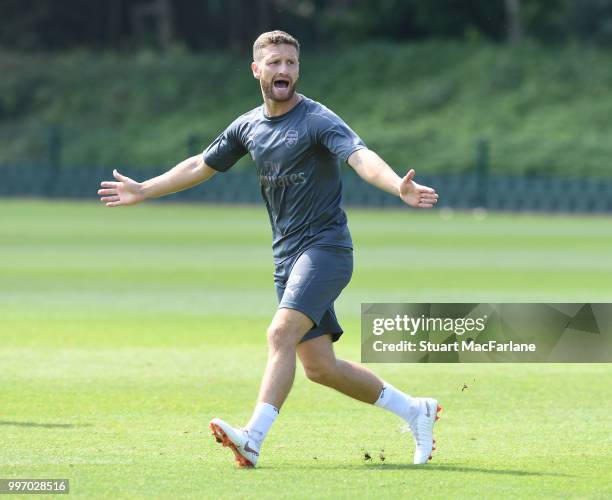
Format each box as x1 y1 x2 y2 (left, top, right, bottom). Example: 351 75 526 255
284 129 299 148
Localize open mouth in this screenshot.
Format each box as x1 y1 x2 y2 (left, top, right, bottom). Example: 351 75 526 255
273 78 290 90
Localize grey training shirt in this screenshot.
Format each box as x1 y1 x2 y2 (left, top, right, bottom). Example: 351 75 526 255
204 95 366 263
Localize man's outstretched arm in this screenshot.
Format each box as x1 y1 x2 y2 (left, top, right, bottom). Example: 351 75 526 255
347 148 438 208
97 155 217 207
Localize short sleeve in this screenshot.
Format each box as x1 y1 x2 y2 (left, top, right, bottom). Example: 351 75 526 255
203 119 248 172
309 107 367 162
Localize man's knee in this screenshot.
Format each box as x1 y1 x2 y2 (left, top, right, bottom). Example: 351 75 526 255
303 357 338 385
267 309 313 351
266 322 303 351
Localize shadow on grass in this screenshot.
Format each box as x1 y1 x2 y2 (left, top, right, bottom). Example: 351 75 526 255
366 463 573 477
0 420 92 429
263 463 573 477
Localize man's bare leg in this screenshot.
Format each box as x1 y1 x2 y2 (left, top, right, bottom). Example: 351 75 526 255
210 317 441 467
256 307 314 408
296 333 441 464
297 333 382 403
241 308 313 443
297 334 424 423
210 307 314 467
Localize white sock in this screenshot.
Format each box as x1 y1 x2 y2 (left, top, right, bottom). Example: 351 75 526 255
244 402 279 446
374 382 420 423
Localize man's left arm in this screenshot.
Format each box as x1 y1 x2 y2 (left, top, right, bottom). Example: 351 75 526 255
347 148 439 208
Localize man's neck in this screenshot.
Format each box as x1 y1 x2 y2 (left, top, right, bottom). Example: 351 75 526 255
263 93 302 117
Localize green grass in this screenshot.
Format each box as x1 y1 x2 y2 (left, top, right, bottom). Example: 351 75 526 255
1 199 611 499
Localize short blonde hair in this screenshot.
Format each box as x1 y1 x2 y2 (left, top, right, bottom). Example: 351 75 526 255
253 30 300 61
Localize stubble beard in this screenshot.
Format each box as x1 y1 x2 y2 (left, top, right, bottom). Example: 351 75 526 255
261 79 298 102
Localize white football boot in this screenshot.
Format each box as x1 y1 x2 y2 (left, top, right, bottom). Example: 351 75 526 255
406 397 442 464
209 418 260 468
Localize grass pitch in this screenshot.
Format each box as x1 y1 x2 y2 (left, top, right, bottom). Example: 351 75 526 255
1 199 611 499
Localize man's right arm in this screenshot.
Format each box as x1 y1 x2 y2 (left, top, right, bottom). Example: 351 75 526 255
98 155 217 207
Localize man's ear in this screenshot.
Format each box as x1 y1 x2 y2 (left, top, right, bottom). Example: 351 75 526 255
251 61 260 80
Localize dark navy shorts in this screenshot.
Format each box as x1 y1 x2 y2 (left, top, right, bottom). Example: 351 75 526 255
274 245 353 343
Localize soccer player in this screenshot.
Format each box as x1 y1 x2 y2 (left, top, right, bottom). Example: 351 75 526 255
98 30 441 467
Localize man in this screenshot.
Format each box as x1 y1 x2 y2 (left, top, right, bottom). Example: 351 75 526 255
98 30 441 468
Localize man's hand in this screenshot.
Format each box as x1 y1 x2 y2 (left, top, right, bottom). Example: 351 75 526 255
98 169 146 207
399 169 438 208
